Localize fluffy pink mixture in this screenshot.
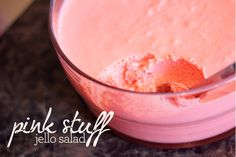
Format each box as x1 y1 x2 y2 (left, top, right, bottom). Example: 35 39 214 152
99 53 205 93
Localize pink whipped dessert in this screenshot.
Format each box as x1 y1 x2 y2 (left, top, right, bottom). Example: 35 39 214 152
99 53 205 93
54 0 235 144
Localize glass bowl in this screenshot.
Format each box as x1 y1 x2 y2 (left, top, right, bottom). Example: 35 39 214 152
49 0 235 148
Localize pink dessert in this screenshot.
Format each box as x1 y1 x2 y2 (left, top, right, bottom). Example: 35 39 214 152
99 53 205 93
57 0 234 78
53 0 235 145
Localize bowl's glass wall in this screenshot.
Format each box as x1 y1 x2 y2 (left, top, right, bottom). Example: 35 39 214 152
50 0 235 143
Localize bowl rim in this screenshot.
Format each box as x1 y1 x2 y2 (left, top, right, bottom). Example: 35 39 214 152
48 0 235 97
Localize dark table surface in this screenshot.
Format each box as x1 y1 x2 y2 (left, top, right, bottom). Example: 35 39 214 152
0 1 235 157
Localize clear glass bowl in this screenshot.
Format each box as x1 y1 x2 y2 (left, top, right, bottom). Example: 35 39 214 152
49 0 235 148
